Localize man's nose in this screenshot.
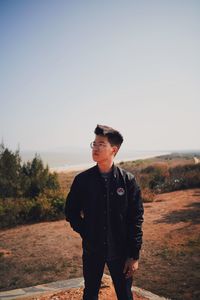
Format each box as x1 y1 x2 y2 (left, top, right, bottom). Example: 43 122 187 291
93 145 99 149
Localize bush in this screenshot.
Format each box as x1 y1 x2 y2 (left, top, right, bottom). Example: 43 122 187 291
0 192 65 228
0 144 65 228
162 164 200 192
142 188 155 203
0 198 34 227
28 197 51 221
137 162 200 195
139 163 169 193
51 197 65 215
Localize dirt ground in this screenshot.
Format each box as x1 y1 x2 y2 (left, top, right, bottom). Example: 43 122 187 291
31 287 147 300
0 188 200 300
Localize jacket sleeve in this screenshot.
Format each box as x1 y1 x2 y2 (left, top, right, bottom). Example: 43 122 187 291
65 176 85 238
127 175 144 260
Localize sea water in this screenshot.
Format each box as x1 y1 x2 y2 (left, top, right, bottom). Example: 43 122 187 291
21 149 170 172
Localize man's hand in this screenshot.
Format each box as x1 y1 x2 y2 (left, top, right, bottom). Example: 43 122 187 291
123 258 139 278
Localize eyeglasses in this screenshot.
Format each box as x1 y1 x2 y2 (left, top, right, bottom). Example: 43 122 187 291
90 141 109 150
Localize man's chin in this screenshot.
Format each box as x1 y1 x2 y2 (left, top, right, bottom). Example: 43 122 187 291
92 157 98 162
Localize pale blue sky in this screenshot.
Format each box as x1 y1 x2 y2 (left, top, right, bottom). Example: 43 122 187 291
1 0 200 152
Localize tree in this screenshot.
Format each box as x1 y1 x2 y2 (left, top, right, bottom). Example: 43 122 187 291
21 155 59 198
0 143 21 198
0 144 60 199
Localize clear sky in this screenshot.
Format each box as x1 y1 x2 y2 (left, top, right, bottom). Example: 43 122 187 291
1 0 200 152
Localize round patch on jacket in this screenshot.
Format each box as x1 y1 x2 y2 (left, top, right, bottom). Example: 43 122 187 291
117 187 125 196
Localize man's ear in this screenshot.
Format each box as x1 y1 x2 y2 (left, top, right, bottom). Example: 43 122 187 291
112 146 119 156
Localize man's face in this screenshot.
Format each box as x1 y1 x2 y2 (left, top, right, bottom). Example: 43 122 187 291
91 135 118 164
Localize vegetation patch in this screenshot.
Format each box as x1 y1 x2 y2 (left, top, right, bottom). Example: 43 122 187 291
0 144 65 228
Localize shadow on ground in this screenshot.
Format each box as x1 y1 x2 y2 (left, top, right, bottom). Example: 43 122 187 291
192 190 200 196
154 201 200 224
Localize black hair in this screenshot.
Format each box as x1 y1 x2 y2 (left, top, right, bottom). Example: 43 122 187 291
94 124 123 148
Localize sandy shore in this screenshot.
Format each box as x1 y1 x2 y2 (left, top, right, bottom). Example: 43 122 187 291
50 152 171 174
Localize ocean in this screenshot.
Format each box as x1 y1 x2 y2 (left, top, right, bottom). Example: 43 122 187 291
21 149 170 172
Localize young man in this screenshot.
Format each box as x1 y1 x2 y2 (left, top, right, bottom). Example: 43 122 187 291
65 125 144 300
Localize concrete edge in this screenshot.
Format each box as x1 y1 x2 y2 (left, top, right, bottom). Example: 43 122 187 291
0 275 171 300
133 286 171 300
0 278 84 300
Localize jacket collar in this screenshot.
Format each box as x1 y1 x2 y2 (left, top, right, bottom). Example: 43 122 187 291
94 163 118 179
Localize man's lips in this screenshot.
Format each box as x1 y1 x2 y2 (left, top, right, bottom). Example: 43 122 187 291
93 152 99 156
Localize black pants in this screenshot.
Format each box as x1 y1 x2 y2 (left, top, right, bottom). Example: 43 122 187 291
82 254 133 300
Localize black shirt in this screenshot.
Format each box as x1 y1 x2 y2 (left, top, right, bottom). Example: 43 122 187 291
101 170 121 261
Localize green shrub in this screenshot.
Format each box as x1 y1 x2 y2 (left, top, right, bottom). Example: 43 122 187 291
28 197 49 221
51 197 65 215
0 194 65 228
0 198 29 227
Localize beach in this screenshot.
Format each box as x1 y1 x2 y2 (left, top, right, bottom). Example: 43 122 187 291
49 150 170 173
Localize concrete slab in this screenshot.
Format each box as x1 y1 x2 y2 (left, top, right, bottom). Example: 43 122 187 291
0 289 26 298
133 286 171 300
0 275 170 300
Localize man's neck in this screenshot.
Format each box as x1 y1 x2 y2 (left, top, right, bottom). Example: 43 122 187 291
97 160 113 173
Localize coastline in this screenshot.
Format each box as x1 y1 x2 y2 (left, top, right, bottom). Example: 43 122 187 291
50 151 171 173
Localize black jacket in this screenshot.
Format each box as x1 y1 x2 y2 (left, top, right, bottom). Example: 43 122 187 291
65 164 144 260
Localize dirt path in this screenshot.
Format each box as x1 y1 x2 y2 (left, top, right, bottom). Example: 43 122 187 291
0 188 200 300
